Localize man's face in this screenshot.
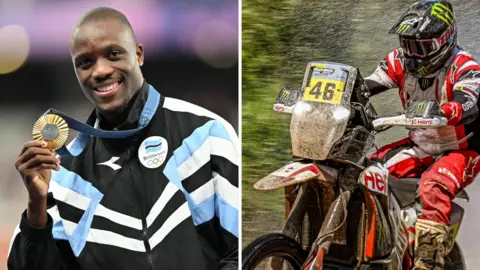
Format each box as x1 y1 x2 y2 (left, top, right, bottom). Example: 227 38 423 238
70 19 144 114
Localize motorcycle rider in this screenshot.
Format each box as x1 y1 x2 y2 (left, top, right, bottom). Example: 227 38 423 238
365 1 480 269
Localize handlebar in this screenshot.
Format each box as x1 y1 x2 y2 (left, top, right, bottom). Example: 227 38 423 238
372 114 448 130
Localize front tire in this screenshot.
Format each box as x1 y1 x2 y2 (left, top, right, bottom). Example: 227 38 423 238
242 233 307 270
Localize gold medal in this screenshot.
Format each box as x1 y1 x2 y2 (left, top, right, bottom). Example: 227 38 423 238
32 114 69 150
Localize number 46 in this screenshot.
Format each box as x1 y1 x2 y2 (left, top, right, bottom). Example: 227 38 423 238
309 82 335 100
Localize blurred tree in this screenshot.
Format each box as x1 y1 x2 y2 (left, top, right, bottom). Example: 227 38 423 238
242 0 294 100
242 0 295 244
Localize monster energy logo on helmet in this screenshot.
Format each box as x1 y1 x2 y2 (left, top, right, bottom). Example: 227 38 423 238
395 17 423 34
431 3 454 25
391 1 455 36
397 24 411 34
391 1 457 77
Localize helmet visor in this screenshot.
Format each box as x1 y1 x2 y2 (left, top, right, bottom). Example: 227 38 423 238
399 23 456 59
399 37 439 58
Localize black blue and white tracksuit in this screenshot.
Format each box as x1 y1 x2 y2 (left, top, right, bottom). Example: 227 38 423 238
7 82 239 270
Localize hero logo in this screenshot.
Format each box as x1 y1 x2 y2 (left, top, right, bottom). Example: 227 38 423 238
360 165 388 195
364 172 385 193
274 104 286 111
416 119 433 125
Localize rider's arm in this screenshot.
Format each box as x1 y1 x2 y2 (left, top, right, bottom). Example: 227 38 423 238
364 50 401 96
441 66 480 126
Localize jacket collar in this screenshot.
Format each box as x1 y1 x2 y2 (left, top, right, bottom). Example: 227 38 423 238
95 80 149 131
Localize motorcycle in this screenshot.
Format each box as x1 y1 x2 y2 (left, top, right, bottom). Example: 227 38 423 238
242 61 467 270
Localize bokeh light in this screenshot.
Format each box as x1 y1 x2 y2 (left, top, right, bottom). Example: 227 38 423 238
193 20 237 69
0 25 30 75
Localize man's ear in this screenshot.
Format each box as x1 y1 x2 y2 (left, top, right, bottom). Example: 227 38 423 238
136 44 144 67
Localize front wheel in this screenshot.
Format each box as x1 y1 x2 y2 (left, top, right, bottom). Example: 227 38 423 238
242 233 307 270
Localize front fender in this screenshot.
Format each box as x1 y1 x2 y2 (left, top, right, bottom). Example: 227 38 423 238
253 161 338 190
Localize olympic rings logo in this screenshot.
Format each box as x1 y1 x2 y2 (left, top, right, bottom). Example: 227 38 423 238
147 158 164 166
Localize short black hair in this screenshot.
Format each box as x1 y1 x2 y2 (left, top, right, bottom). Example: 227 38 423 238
72 7 136 42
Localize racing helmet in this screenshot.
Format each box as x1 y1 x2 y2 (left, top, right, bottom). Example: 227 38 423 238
389 0 457 77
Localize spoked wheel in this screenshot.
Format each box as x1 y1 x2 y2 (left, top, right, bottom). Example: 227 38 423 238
242 233 307 270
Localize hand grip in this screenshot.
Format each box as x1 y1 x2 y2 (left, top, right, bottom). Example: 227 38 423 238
372 115 448 130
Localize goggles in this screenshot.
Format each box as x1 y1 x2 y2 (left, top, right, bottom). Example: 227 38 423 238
399 23 455 59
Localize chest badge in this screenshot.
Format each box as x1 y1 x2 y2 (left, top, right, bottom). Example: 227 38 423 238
138 136 168 169
418 77 435 91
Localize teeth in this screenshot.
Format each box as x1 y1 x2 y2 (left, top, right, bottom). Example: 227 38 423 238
97 82 118 92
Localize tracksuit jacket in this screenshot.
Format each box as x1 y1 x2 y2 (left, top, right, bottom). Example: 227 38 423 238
7 81 239 270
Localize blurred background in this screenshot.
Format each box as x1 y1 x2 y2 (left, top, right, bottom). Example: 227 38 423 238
0 0 237 267
242 0 480 267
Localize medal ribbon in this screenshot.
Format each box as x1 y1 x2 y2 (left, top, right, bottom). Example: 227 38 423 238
41 84 160 156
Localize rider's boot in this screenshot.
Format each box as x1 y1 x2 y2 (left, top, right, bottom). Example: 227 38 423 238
413 218 449 270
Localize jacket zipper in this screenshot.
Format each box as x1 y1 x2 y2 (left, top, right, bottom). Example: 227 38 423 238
126 149 154 270
141 217 154 270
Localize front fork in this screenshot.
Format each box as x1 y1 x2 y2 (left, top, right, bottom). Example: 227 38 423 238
274 182 353 270
267 184 311 270
285 185 297 219
302 189 352 270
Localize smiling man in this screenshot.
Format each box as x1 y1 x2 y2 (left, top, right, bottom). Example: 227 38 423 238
7 7 239 270
71 10 145 129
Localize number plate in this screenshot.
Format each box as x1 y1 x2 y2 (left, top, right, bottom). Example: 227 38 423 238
303 78 345 104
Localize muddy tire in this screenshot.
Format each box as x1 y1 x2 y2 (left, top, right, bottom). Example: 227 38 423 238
242 233 307 270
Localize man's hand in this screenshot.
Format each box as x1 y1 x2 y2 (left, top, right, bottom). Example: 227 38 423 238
15 140 60 228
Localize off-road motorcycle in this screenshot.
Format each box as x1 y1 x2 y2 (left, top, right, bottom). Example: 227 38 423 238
242 61 468 270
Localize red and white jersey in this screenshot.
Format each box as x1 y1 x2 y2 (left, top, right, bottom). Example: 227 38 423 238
365 47 480 154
